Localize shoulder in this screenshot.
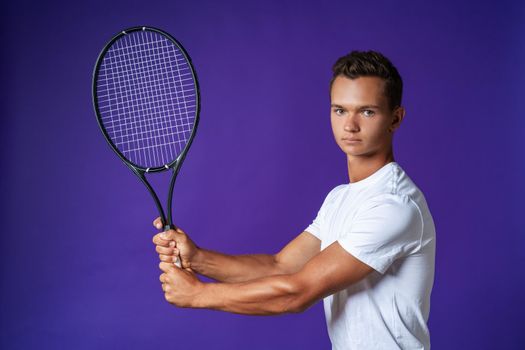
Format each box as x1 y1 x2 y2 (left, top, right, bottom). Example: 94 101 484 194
326 184 347 199
314 184 347 205
312 184 345 210
363 192 416 207
357 193 423 227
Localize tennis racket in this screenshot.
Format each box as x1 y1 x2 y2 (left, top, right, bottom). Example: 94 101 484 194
92 26 200 267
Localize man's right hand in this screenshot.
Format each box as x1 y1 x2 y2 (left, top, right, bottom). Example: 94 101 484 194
152 217 200 270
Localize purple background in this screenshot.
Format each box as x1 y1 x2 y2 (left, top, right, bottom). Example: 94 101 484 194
1 0 524 349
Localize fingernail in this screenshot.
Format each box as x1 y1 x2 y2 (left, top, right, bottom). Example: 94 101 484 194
156 224 162 229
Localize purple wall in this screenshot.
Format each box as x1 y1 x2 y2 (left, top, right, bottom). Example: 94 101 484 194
1 0 524 349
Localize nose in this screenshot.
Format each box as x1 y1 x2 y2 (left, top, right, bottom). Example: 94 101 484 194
343 113 359 132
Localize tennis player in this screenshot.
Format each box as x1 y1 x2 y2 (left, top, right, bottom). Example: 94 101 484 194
153 51 436 350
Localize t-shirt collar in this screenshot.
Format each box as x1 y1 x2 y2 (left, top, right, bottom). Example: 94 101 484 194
347 161 397 190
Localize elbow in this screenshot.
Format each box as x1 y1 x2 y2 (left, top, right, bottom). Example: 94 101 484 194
288 301 308 314
282 277 315 314
288 295 314 314
272 254 288 275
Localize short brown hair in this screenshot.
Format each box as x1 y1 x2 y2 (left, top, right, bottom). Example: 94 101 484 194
330 51 403 110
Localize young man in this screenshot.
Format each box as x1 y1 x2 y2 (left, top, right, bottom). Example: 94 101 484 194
153 51 436 349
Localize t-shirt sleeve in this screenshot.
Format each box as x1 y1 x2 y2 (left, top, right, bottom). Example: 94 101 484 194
338 193 423 274
304 206 324 240
304 198 328 240
304 186 343 240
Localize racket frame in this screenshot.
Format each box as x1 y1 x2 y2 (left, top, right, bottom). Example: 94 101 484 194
92 26 200 230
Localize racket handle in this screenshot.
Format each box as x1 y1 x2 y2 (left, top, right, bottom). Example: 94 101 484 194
163 224 182 268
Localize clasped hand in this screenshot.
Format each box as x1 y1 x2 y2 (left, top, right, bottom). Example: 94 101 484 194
152 217 204 308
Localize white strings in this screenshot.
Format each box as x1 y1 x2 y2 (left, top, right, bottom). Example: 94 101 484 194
96 30 197 168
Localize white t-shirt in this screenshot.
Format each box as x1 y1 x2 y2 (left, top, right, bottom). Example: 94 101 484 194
305 162 435 350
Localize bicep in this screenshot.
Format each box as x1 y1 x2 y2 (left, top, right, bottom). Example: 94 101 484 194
293 241 374 305
274 231 320 274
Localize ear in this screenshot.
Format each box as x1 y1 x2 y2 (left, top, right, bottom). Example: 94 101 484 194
389 106 405 132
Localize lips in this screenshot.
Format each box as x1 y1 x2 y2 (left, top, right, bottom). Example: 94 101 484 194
342 138 361 142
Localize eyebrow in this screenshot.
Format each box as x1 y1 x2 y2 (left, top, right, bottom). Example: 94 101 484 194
330 104 381 109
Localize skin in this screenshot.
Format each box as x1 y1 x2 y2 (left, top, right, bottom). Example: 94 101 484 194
330 76 405 182
153 75 406 315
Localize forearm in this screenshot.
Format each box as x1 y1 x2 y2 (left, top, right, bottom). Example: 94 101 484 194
192 248 282 283
193 274 313 315
162 241 372 315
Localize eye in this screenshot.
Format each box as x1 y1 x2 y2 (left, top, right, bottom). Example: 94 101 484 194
333 108 346 116
362 109 375 118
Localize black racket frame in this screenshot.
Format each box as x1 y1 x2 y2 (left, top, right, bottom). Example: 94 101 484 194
92 26 200 231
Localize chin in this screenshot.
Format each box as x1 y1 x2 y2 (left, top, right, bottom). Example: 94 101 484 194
339 144 362 154
340 145 374 158
341 149 365 157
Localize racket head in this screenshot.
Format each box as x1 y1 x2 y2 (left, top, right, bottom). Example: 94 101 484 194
92 26 200 173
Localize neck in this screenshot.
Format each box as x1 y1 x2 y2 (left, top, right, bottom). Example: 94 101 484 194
346 150 395 183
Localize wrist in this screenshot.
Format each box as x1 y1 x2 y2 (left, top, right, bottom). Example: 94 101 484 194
190 247 206 273
192 281 217 309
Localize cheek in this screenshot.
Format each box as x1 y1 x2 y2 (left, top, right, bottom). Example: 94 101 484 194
330 116 341 133
367 123 390 142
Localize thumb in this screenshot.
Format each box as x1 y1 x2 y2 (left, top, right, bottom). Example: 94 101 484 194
153 217 163 230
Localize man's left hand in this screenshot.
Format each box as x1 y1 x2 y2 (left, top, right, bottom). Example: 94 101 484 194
159 262 204 308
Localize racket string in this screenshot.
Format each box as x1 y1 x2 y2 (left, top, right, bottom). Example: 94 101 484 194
96 29 197 169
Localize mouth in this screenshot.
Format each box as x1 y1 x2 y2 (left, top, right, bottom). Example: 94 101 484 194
342 138 361 143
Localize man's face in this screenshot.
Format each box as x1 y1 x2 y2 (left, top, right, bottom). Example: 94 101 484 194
330 76 402 158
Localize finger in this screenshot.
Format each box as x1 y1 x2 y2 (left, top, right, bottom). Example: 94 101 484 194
159 229 177 241
156 245 173 255
180 258 191 269
159 254 173 263
152 234 171 247
159 273 169 283
159 261 176 272
171 232 187 247
153 217 163 229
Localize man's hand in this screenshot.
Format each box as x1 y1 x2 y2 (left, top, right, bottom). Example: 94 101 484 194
159 261 204 307
152 217 200 269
